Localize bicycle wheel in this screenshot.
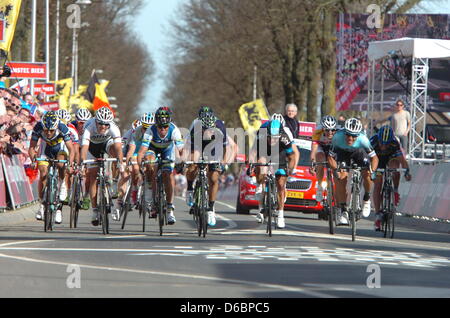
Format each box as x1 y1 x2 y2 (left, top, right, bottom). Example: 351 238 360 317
140 183 146 232
384 190 395 239
45 172 57 232
326 173 335 235
121 182 132 230
349 189 357 242
265 182 273 237
69 175 79 228
99 180 109 235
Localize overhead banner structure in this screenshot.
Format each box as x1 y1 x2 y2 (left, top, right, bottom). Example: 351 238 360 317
0 0 22 54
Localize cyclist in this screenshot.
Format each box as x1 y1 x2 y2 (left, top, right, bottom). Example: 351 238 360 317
328 118 379 225
80 107 125 226
137 107 184 225
71 108 92 209
28 111 75 224
249 118 299 229
123 112 154 208
185 106 229 227
370 125 412 231
56 109 80 203
310 115 338 202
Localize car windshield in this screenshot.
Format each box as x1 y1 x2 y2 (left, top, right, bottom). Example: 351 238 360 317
297 148 312 167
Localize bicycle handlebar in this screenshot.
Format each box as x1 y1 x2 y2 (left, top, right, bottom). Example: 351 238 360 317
82 158 118 165
184 160 221 165
376 168 408 173
35 158 68 164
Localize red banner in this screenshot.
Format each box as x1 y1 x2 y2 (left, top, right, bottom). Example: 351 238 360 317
6 62 47 80
298 122 316 138
33 83 55 96
41 101 60 111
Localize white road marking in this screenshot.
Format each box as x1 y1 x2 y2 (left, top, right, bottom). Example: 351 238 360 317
0 251 333 298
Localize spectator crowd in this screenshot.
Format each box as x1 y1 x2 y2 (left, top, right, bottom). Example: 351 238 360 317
0 80 46 182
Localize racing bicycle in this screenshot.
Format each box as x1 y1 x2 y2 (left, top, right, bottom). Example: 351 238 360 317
377 168 408 239
69 164 84 229
83 158 117 235
185 160 220 238
312 161 337 235
36 158 67 232
248 162 278 237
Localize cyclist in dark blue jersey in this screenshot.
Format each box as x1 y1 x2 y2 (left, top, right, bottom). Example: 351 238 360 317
29 111 75 224
370 125 411 230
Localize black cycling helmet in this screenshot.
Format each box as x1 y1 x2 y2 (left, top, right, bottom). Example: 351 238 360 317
200 112 217 129
198 106 213 118
155 106 172 126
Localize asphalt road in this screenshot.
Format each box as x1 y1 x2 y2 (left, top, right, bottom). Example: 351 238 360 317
0 188 449 299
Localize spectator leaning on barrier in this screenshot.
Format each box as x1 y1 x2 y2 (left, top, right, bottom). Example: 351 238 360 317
283 103 300 138
375 99 411 152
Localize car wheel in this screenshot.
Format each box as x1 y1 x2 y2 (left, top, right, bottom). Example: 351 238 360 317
236 194 250 215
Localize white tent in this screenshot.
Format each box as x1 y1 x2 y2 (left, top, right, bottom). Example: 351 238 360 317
368 37 450 61
366 37 450 159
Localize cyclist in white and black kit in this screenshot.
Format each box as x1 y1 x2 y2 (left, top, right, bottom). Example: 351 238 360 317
80 107 125 226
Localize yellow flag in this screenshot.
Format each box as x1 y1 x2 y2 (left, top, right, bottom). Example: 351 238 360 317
0 0 22 53
69 85 88 112
238 99 269 132
54 78 73 111
238 99 270 148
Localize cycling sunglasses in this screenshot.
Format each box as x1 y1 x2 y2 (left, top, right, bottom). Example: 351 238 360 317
96 121 110 127
345 132 358 138
157 124 170 129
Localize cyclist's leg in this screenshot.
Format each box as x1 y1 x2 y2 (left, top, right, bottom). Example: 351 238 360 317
275 172 287 228
207 167 220 226
315 149 326 201
185 150 200 206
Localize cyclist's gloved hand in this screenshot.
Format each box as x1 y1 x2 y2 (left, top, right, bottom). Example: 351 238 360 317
370 171 377 181
404 168 412 181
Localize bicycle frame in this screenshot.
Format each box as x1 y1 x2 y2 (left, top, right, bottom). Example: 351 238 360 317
37 158 67 232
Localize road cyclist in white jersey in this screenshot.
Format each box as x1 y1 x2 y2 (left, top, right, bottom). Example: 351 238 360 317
122 112 155 209
56 109 80 205
137 107 185 225
80 107 125 226
72 108 93 210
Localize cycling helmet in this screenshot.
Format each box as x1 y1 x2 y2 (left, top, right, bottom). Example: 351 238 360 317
200 112 217 129
56 109 71 123
378 125 395 145
76 108 92 121
42 111 59 130
140 112 155 128
95 107 114 124
271 113 285 126
132 119 141 129
268 120 282 138
155 107 172 126
198 106 213 118
344 118 363 136
321 115 337 130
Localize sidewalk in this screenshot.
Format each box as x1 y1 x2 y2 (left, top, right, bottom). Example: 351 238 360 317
0 203 38 226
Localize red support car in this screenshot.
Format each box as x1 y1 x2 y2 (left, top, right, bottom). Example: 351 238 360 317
236 122 325 217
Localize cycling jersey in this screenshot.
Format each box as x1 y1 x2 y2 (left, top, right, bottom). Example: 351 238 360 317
188 118 228 152
81 118 122 146
141 123 184 151
312 126 333 147
31 121 72 146
370 134 403 169
129 125 152 156
67 122 79 144
329 130 376 158
255 121 294 176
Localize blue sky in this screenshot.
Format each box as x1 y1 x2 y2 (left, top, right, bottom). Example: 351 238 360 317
133 0 186 114
132 0 450 114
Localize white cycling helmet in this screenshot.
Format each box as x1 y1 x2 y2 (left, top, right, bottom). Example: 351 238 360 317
344 118 363 136
95 107 114 123
271 113 285 126
56 109 71 123
321 115 337 130
140 112 155 127
76 108 92 121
